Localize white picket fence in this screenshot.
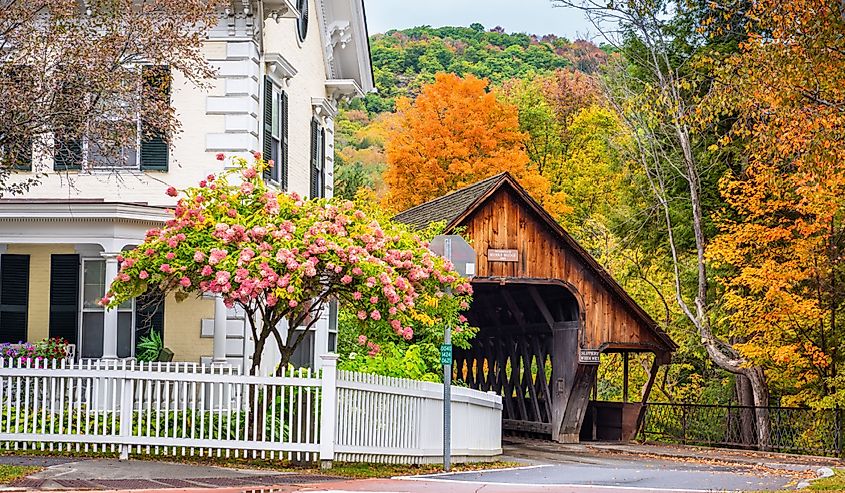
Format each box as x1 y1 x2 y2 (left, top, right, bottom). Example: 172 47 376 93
336 371 503 464
0 356 502 464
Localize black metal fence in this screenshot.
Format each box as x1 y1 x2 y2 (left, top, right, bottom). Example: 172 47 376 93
641 402 843 457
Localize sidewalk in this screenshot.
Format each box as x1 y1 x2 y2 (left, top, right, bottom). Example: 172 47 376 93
503 436 842 471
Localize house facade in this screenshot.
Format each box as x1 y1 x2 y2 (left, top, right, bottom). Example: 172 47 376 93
0 0 373 373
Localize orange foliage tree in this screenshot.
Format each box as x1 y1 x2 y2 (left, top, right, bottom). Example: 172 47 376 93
707 0 845 406
383 73 562 212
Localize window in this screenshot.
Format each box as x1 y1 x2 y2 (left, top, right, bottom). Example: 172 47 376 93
289 329 315 369
309 118 325 199
328 300 338 352
0 254 29 344
53 65 170 172
296 0 309 42
79 258 134 359
262 77 288 188
0 65 33 170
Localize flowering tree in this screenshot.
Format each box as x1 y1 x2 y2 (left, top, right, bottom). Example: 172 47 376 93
105 155 473 375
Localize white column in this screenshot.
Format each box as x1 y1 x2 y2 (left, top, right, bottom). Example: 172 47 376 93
212 294 228 364
101 253 120 359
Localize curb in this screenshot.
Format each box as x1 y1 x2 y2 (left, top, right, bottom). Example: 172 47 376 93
797 467 835 489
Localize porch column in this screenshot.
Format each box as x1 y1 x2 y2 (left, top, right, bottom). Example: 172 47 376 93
212 294 228 364
101 252 120 359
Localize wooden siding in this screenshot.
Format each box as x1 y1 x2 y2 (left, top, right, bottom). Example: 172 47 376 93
459 188 665 351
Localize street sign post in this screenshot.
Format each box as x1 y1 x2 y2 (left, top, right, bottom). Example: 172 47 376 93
430 234 475 472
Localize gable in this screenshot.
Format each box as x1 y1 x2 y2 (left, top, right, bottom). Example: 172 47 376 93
451 185 674 354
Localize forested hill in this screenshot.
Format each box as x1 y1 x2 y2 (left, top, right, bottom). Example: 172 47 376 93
337 25 608 198
360 24 608 113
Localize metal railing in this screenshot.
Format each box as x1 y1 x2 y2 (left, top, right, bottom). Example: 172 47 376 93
641 402 842 457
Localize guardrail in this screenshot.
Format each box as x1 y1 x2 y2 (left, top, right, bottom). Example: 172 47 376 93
641 402 842 457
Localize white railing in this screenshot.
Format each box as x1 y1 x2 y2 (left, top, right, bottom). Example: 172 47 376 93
0 356 502 465
335 371 503 464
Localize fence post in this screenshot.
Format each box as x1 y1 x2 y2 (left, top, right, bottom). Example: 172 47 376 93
118 364 134 461
681 405 688 445
836 407 843 458
319 354 338 470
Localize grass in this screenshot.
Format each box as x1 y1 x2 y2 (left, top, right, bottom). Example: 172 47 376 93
807 468 845 491
0 464 40 484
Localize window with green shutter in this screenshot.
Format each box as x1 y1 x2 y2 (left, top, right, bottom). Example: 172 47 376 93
263 76 274 181
0 254 29 344
140 66 171 171
280 91 289 190
1 66 33 171
309 118 323 199
49 254 80 345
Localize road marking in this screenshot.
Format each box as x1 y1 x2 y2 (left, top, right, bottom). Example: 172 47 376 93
393 476 748 493
392 463 551 480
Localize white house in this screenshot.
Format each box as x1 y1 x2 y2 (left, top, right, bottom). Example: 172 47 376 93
0 0 374 373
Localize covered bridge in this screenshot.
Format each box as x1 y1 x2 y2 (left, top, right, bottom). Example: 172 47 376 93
395 173 676 443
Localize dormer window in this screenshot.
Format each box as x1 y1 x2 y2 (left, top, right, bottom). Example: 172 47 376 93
296 0 309 42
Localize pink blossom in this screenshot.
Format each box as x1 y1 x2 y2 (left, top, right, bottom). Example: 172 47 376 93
165 252 175 260
118 273 130 282
160 264 172 273
341 275 353 284
193 251 205 262
288 300 298 308
252 151 262 160
370 310 381 321
459 315 468 323
139 270 149 280
369 296 378 304
357 335 367 345
352 291 363 301
357 310 367 320
242 167 257 179
166 186 177 197
201 265 213 276
179 277 191 287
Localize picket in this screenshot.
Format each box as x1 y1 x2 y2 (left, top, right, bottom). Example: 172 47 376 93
0 356 502 464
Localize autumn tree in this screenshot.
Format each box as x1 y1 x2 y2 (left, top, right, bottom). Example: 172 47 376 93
555 0 773 446
106 155 474 375
0 0 220 196
383 72 561 213
708 0 845 407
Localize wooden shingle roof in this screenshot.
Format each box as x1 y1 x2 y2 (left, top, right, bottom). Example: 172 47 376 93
392 173 507 230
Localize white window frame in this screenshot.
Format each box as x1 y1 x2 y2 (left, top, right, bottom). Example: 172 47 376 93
77 257 136 359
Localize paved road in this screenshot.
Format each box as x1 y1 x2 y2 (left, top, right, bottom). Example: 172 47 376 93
5 440 815 492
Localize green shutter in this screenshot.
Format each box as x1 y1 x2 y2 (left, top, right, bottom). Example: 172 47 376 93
140 66 171 171
0 254 29 343
49 254 80 344
263 76 273 181
5 132 32 171
54 137 82 170
309 119 319 199
281 91 289 190
319 127 326 198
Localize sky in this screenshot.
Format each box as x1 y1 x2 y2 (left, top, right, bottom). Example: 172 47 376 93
363 0 597 40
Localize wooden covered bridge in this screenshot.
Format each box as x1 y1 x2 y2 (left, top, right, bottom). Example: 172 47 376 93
395 173 676 443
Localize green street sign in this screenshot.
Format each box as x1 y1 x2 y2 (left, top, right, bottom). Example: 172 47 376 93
440 343 452 365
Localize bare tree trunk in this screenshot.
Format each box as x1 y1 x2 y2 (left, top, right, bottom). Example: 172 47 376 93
735 374 757 446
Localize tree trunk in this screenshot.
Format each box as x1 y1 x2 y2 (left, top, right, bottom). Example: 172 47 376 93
746 366 771 451
735 373 757 446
